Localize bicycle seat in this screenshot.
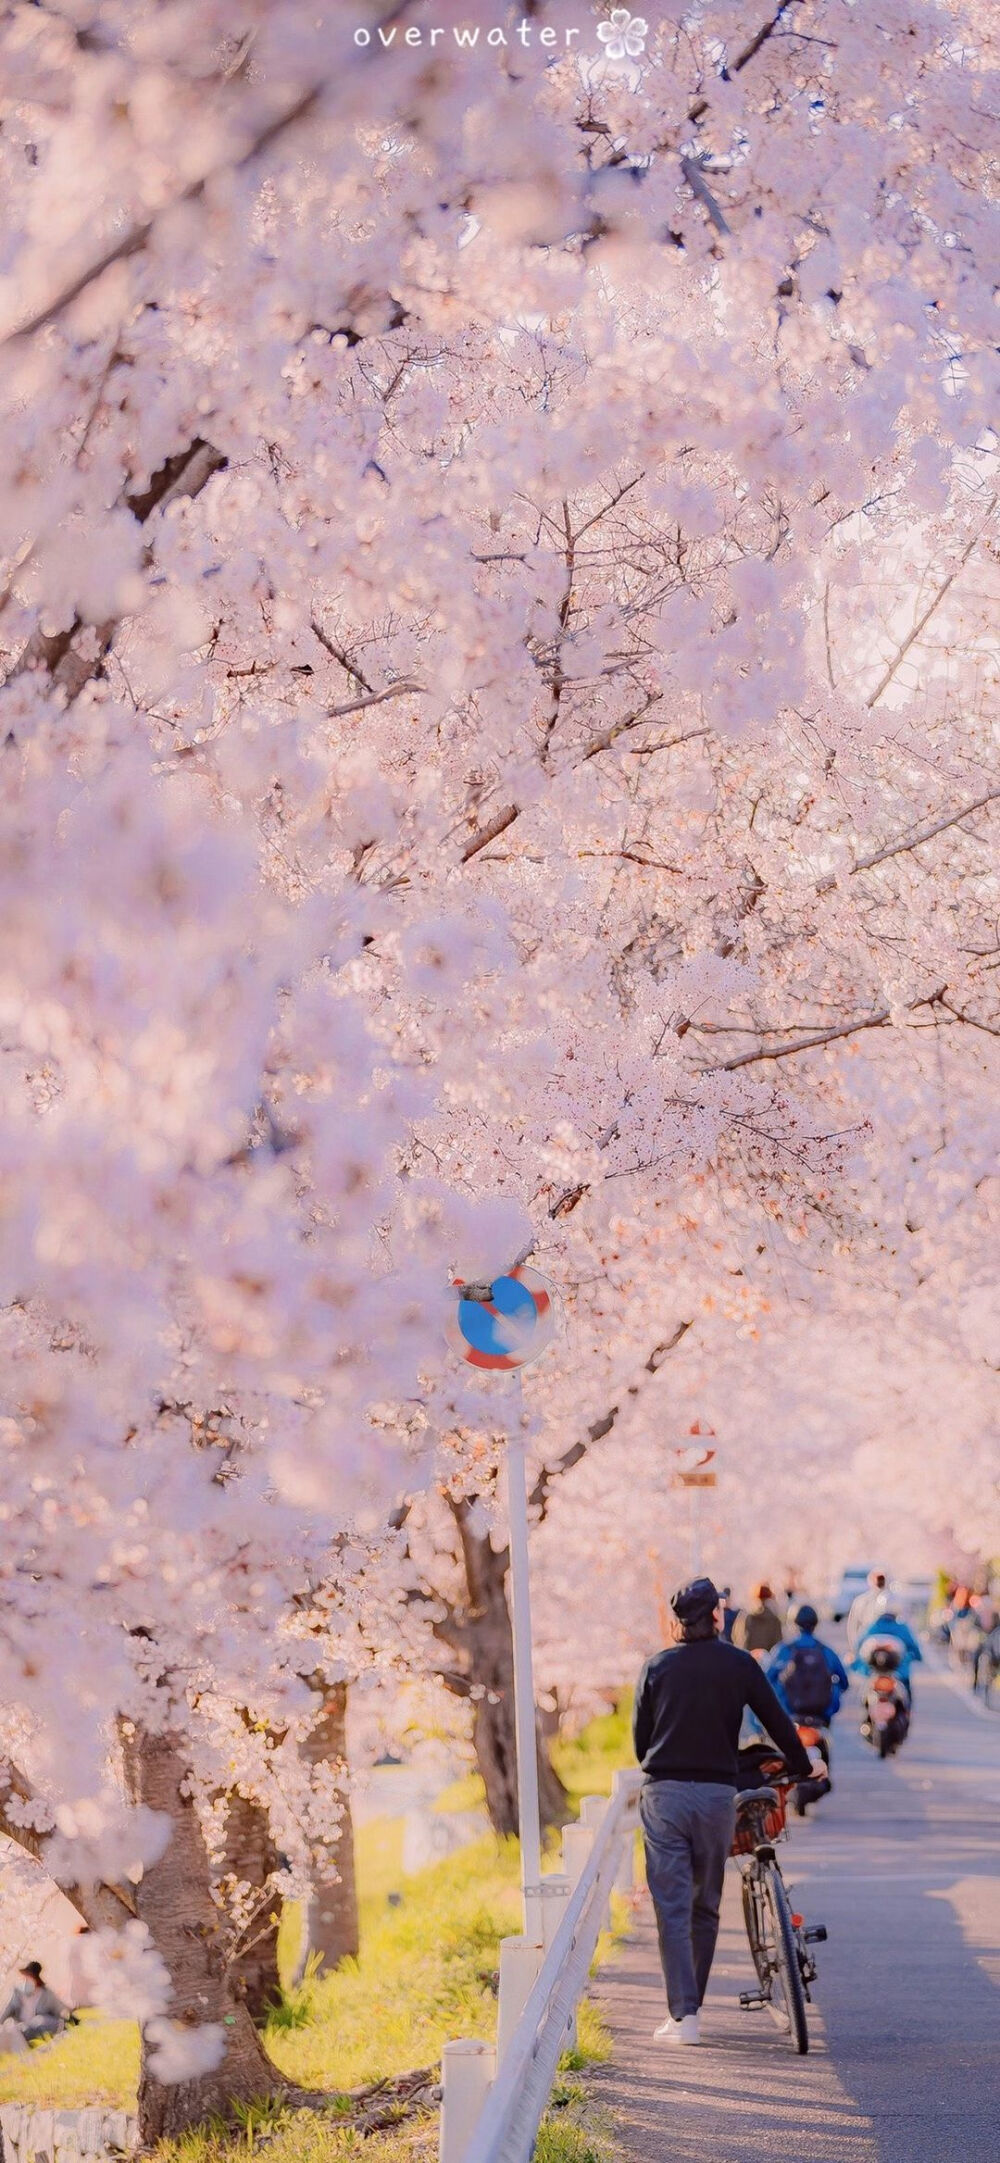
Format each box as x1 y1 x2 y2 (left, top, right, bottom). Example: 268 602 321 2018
735 1784 778 1811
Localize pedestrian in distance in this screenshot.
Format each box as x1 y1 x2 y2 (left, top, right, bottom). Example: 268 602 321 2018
0 1961 70 2045
732 1581 784 1657
719 1585 739 1642
846 1569 889 1653
633 1577 813 2048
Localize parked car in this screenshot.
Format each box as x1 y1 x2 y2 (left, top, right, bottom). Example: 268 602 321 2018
826 1565 876 1623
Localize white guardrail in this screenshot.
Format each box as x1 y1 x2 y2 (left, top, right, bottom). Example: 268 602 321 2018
439 1767 642 2163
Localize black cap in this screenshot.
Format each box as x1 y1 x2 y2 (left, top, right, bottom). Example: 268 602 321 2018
20 1962 42 1981
671 1576 721 1623
794 1603 818 1633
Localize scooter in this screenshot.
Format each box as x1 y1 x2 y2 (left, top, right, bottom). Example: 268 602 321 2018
858 1639 910 1757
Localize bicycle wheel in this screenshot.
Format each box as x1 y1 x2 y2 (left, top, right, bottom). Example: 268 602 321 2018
761 1863 809 2054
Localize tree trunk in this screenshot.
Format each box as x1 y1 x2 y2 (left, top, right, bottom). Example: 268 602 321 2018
449 1501 570 1837
122 1726 288 2145
222 1791 282 2025
293 1682 359 1978
471 1675 570 1836
537 1691 563 1744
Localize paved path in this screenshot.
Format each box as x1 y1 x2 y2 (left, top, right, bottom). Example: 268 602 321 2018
590 1666 999 2162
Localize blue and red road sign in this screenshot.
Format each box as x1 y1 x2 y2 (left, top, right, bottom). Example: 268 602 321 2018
448 1264 556 1370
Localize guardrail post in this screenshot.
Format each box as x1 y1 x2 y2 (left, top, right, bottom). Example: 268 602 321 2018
439 2038 496 2163
540 1873 575 2048
497 1935 542 2064
577 1797 613 1928
541 1871 571 1948
612 1769 639 1893
461 1792 638 2163
561 1821 595 1889
613 1831 636 1894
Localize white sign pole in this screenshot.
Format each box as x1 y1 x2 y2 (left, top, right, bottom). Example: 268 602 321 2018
506 1371 544 1945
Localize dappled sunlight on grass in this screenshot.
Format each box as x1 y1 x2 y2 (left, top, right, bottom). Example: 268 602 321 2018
265 1834 522 2092
0 2010 138 2107
157 2118 438 2163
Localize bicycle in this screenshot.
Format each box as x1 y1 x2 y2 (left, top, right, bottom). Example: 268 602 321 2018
732 1753 828 2054
974 1626 1000 1708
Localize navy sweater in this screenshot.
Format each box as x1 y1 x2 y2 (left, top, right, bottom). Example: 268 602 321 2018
633 1637 813 1786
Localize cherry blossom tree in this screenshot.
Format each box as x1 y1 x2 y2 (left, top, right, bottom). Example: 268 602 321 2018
1 0 998 2135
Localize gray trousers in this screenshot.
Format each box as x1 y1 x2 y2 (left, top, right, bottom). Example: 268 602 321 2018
640 1779 737 2018
23 2018 62 2043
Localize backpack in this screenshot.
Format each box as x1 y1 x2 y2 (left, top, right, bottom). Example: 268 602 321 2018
778 1640 831 1715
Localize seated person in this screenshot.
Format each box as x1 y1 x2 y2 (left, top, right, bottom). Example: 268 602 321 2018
0 1961 70 2044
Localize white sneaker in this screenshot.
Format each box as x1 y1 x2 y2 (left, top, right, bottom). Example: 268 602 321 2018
653 2012 700 2046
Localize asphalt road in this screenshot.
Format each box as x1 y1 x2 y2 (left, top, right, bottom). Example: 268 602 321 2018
589 1663 1000 2162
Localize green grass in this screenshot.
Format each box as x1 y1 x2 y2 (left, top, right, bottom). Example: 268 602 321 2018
156 2119 438 2163
535 2112 615 2163
553 1699 633 1805
432 1769 484 1814
0 1699 635 2163
0 2009 139 2108
262 1834 523 2094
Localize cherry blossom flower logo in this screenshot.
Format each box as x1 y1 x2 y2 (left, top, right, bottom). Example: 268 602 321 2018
596 9 649 62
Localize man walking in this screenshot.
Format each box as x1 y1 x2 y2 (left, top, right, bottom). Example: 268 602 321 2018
633 1577 813 2047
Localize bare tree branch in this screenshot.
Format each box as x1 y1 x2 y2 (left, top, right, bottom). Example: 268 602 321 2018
928 993 1000 1042
4 438 225 695
528 1321 692 1520
310 620 374 691
823 582 836 690
583 691 663 760
864 497 998 709
5 88 325 347
0 1759 136 1931
680 157 732 237
328 680 425 718
461 803 520 862
626 727 711 757
706 1009 890 1072
851 787 1000 877
687 1 804 124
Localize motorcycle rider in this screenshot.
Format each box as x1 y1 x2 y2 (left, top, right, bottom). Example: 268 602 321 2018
766 1604 849 1727
851 1607 923 1701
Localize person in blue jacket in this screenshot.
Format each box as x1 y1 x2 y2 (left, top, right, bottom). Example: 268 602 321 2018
766 1605 850 1725
851 1609 923 1697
